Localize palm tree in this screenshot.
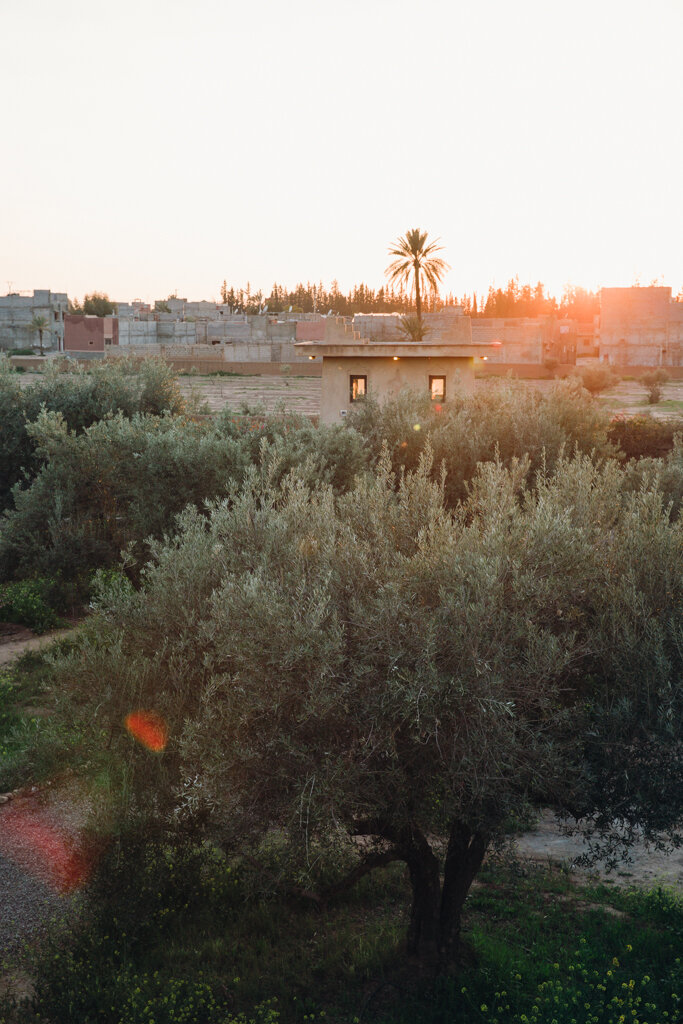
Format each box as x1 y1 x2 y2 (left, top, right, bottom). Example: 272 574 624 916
30 314 50 356
385 228 450 323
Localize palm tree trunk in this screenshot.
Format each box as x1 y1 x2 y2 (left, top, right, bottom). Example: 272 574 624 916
414 263 422 322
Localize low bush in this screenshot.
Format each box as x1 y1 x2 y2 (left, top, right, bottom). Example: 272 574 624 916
641 368 670 404
0 356 185 512
348 379 617 505
608 414 683 459
0 577 62 633
571 364 619 395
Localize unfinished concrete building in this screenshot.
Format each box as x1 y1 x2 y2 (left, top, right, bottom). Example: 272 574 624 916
0 289 68 351
599 287 683 367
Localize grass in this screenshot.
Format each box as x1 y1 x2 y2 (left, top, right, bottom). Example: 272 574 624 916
0 646 83 793
1 842 681 1024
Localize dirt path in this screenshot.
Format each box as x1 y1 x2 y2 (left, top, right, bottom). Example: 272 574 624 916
513 809 683 888
0 624 76 668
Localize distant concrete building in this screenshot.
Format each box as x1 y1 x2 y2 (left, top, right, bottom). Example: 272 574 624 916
471 316 576 365
63 315 118 357
599 287 683 367
296 311 495 424
353 311 576 366
0 289 68 351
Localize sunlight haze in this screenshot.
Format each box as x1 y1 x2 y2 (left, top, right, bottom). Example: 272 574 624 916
2 0 681 302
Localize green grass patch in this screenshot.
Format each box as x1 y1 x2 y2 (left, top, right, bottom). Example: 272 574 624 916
0 645 83 792
2 845 681 1024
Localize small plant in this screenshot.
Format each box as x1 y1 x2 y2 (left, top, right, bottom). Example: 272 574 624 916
573 364 619 395
641 368 670 404
397 315 430 342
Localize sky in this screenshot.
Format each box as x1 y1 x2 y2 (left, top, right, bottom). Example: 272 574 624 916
1 0 682 304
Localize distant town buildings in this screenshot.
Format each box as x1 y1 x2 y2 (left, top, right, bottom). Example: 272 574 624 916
599 287 683 367
0 289 68 351
1 286 681 371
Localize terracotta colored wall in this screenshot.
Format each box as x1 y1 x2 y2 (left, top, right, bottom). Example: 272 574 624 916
296 321 326 341
64 315 105 351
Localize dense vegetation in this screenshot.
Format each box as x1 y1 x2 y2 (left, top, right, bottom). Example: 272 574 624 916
1 360 682 1022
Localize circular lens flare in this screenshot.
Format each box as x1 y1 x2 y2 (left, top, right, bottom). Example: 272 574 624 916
125 710 168 752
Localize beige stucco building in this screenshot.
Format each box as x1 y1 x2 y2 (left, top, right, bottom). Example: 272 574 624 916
296 311 493 424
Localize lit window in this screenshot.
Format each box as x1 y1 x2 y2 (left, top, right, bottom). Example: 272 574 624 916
349 375 367 402
429 375 446 401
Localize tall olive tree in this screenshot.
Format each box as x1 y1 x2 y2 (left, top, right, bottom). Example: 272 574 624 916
62 450 683 968
385 228 449 322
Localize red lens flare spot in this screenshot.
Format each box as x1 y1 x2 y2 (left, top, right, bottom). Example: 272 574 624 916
400 441 408 448
0 806 95 892
125 710 168 752
434 404 442 413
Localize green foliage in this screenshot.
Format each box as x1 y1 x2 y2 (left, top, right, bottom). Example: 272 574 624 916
0 577 61 632
641 369 670 404
0 646 82 791
50 448 683 963
348 379 616 506
608 413 683 459
71 291 117 316
0 356 184 513
0 407 368 591
620 437 683 519
397 315 430 341
572 364 619 395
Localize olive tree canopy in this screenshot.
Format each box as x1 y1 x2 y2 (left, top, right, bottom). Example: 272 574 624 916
66 449 683 967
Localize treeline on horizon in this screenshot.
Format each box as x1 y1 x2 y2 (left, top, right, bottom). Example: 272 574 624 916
219 277 601 321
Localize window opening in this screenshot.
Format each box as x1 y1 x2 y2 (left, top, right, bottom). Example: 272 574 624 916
429 375 446 401
349 375 367 402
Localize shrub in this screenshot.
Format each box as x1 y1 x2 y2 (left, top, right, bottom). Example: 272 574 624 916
0 577 61 633
641 368 670 404
0 356 184 513
0 411 249 589
571 364 619 394
348 380 617 506
608 413 683 458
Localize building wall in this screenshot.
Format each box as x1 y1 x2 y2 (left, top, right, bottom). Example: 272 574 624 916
320 356 475 425
0 289 68 351
599 287 683 366
471 317 563 364
352 309 472 345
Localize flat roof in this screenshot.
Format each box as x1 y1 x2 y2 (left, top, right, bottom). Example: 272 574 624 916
294 341 496 358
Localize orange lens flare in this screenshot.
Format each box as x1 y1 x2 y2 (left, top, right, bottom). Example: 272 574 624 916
0 806 94 892
125 710 168 752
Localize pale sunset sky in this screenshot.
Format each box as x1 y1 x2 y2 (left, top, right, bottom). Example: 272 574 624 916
1 0 681 304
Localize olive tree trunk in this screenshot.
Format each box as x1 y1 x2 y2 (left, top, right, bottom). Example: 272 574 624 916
403 823 489 966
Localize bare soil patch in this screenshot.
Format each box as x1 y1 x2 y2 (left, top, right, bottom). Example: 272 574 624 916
0 624 77 668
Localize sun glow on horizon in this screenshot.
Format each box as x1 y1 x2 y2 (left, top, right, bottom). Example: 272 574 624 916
1 0 680 302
